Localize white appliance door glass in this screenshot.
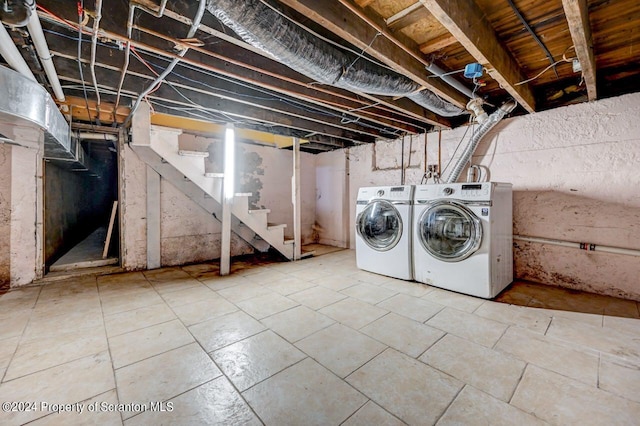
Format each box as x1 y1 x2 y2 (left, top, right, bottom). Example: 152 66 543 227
356 200 403 252
418 201 482 262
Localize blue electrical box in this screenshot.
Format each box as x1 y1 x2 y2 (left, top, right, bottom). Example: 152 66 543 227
464 63 483 79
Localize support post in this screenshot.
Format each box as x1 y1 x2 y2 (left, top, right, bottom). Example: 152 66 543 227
220 124 235 275
292 137 301 260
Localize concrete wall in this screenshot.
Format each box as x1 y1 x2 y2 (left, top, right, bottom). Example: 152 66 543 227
315 92 640 301
0 124 43 287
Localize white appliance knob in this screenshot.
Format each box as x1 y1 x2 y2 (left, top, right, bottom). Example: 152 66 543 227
377 190 385 196
443 187 454 195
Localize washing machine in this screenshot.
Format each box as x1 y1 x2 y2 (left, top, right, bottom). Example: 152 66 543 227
355 185 413 280
412 182 513 298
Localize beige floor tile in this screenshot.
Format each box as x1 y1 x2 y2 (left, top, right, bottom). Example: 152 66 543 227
342 401 404 426
216 283 273 303
213 330 306 391
242 269 289 285
296 323 386 378
104 303 176 337
495 326 598 386
236 292 299 319
420 334 525 402
437 386 545 426
0 310 31 341
189 310 265 352
474 301 552 334
599 354 640 403
145 269 202 294
602 315 640 335
0 336 19 371
100 290 164 316
380 279 434 298
0 287 40 312
32 295 102 320
426 307 508 347
116 343 221 419
347 348 462 425
287 267 333 281
311 274 361 291
361 313 444 358
261 305 335 342
97 271 148 287
422 288 485 313
29 389 121 426
288 286 348 310
39 278 97 299
511 365 640 425
0 352 115 425
536 308 603 326
341 283 398 305
5 327 108 381
126 376 261 426
319 298 388 329
160 284 219 308
262 276 317 295
172 297 237 326
201 275 253 291
376 293 444 323
546 316 640 367
109 320 194 368
349 270 396 285
243 357 366 425
22 309 104 341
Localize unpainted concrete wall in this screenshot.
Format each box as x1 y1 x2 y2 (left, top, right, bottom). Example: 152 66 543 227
316 92 640 300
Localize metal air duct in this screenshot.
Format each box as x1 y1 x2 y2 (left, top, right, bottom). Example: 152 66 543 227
206 0 465 117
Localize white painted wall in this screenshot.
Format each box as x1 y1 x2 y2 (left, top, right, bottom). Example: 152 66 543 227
316 92 640 301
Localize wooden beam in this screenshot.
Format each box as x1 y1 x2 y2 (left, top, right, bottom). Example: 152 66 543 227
386 2 429 31
279 0 468 109
419 33 458 55
419 0 536 113
355 0 374 7
562 0 597 101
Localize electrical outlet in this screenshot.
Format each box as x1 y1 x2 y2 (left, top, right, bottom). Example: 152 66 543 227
427 164 439 173
572 59 582 73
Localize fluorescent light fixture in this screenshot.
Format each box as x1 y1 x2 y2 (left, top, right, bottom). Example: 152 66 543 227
224 124 235 201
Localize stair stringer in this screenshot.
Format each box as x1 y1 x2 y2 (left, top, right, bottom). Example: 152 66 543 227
130 143 271 254
131 134 294 259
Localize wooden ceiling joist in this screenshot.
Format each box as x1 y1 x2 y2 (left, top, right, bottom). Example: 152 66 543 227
419 33 459 55
419 0 537 113
562 0 597 101
278 0 468 110
386 2 430 31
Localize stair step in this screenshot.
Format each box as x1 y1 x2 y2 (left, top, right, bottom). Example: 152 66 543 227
249 209 271 214
179 150 209 157
268 223 287 230
300 250 315 259
235 192 252 197
284 239 294 245
204 172 224 178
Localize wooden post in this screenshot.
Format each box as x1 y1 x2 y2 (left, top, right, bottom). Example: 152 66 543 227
292 137 301 260
103 201 118 259
220 124 235 275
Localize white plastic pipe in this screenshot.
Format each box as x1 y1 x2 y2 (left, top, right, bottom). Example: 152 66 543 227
0 23 37 81
27 12 65 103
77 132 118 141
514 235 640 257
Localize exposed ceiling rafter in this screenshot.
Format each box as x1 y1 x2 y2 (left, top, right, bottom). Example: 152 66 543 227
562 0 597 101
419 0 537 113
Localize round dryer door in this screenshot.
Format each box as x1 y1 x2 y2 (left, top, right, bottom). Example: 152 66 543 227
356 200 403 252
418 200 482 262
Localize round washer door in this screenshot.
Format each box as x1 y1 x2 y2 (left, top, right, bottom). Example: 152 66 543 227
356 200 403 252
418 200 482 262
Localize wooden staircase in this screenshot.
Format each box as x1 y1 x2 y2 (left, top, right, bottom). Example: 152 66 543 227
130 119 295 260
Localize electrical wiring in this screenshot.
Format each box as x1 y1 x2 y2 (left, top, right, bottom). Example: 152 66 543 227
427 68 465 78
514 46 577 86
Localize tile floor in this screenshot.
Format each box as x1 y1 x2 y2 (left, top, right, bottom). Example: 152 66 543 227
0 249 639 425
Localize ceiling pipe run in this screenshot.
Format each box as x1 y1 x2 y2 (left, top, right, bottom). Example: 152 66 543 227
205 0 464 117
26 6 66 105
0 23 37 81
425 62 475 99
